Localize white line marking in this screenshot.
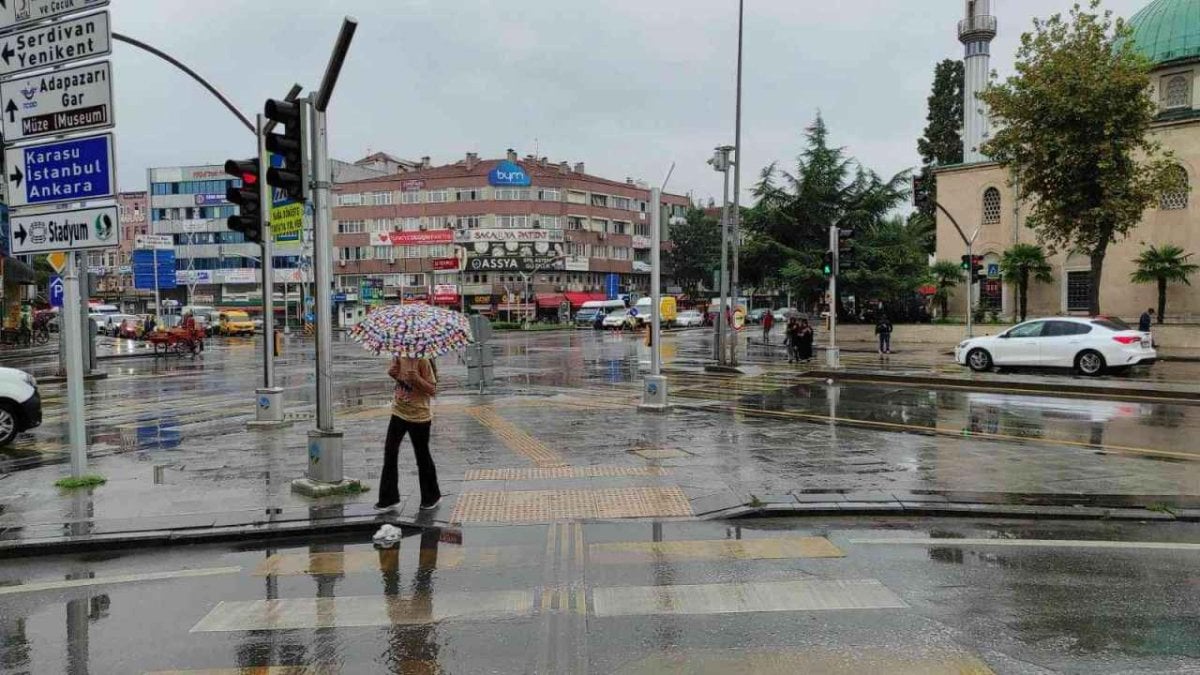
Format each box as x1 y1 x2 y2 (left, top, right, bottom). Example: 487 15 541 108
849 538 1200 551
0 566 242 596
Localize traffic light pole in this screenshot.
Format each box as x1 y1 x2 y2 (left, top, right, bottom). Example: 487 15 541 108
933 201 979 339
826 224 840 368
255 113 284 424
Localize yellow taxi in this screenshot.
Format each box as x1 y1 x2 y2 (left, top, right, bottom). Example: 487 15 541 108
217 311 256 337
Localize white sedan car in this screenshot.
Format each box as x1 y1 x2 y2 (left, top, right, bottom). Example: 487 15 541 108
602 309 637 330
675 310 704 328
954 317 1156 376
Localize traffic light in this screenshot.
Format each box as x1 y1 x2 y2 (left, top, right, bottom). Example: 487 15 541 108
822 250 835 277
972 255 987 282
912 174 930 210
837 228 854 271
264 98 306 202
960 254 971 271
225 158 264 244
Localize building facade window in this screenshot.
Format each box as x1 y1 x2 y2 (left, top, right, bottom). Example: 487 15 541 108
590 194 608 208
457 215 483 229
337 220 365 234
337 193 362 206
612 196 633 211
370 191 393 206
496 215 529 228
403 217 421 231
495 188 531 201
401 191 421 204
1162 73 1191 110
456 188 481 201
567 191 587 205
1160 165 1189 210
567 216 585 230
1066 271 1092 312
372 246 393 260
427 190 448 203
532 216 559 229
982 187 1002 224
537 188 560 202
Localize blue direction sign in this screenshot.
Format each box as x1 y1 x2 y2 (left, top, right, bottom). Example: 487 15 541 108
4 132 115 208
49 275 64 308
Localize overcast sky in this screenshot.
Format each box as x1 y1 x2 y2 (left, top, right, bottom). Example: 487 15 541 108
107 0 1148 202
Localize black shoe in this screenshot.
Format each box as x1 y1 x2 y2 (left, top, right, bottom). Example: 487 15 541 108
419 497 442 510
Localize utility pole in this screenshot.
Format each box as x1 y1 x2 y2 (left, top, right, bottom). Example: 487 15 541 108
257 114 277 398
708 146 733 366
729 0 745 368
641 187 669 411
63 252 88 478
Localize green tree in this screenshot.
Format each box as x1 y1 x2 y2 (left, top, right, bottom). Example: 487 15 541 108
999 243 1054 322
845 216 933 314
746 115 909 312
978 1 1180 316
929 259 965 319
916 59 964 226
1130 244 1198 323
664 206 721 298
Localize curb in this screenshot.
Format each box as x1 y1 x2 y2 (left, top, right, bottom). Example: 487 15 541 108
0 514 421 560
38 372 108 385
701 502 1196 523
807 369 1200 404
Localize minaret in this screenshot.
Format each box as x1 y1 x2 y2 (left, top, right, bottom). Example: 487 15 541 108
959 0 997 163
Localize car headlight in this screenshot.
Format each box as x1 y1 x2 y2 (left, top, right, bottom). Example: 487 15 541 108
957 341 971 349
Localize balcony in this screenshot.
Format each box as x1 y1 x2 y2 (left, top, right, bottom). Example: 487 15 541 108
958 14 996 41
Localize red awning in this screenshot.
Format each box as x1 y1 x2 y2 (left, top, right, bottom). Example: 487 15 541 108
563 292 607 309
536 294 567 309
917 284 937 297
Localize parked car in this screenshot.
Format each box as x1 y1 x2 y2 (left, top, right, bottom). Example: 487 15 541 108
632 296 678 327
748 308 771 325
773 308 799 323
0 367 40 446
675 309 704 328
217 311 256 337
955 317 1156 376
602 308 637 330
575 300 626 329
116 318 144 340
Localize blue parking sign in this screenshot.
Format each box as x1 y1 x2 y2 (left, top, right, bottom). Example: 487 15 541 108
49 275 64 308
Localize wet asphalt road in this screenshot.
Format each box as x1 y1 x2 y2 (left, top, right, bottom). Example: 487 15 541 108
0 517 1197 674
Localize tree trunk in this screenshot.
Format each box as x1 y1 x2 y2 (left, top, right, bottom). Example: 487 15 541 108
1019 274 1029 322
1088 246 1107 316
1158 278 1167 324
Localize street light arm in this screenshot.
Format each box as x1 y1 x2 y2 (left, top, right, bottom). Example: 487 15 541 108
113 32 255 134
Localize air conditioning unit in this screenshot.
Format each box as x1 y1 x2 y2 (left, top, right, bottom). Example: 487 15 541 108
419 223 428 231
339 260 346 267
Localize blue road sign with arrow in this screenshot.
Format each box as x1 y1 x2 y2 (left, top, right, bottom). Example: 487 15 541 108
4 133 115 208
49 275 64 308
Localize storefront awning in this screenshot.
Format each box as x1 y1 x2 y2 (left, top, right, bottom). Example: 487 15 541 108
563 292 607 309
536 293 567 309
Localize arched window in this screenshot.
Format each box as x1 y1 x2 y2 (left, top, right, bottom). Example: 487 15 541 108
1160 165 1189 210
982 187 1002 224
1163 74 1191 110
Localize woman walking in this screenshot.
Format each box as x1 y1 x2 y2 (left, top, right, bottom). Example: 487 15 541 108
785 317 801 363
797 318 815 362
376 356 442 512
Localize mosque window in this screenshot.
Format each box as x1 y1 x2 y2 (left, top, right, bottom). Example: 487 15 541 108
982 187 1002 224
1159 165 1189 211
1162 74 1191 110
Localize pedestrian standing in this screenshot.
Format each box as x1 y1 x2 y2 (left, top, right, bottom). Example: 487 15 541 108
797 318 815 362
376 356 442 512
761 310 774 343
875 315 893 354
1138 308 1154 332
785 317 801 362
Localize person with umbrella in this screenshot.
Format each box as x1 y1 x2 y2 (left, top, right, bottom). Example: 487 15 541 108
350 304 472 512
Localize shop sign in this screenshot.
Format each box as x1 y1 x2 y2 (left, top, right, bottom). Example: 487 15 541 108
376 229 454 246
455 228 563 244
487 159 530 187
466 256 563 272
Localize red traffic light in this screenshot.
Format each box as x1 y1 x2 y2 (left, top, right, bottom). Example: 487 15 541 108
241 172 257 185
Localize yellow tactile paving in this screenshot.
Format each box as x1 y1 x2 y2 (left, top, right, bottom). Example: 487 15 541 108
588 537 845 564
611 649 996 675
464 466 667 481
450 486 693 523
466 406 567 467
253 547 541 576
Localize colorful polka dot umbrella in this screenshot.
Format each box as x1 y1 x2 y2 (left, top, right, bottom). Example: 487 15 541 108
349 304 473 359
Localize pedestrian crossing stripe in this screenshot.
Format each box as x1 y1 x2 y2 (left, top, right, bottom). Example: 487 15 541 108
592 579 907 617
588 537 845 564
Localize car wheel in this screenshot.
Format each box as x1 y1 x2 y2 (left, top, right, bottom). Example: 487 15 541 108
966 348 993 372
0 402 19 446
1076 350 1106 377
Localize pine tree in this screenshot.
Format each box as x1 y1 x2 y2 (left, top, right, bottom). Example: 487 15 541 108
915 60 964 221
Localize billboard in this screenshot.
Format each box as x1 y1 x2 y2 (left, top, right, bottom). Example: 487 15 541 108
487 159 531 187
455 228 563 244
375 230 454 246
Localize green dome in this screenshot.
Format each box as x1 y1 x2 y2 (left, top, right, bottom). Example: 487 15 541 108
1128 0 1200 66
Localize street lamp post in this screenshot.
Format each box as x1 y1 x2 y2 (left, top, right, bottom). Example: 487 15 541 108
730 0 745 368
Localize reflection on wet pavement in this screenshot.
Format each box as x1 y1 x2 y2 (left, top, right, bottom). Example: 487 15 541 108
0 517 1196 673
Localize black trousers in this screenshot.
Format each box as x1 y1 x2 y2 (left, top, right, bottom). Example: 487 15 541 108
378 415 440 507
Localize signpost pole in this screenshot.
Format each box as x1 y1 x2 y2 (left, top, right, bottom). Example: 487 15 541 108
826 224 840 368
62 252 88 478
640 187 668 411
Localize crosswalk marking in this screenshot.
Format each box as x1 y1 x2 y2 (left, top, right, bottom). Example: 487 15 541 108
0 566 241 596
190 590 535 632
610 648 996 675
592 579 907 617
588 537 845 564
851 537 1200 551
254 547 541 576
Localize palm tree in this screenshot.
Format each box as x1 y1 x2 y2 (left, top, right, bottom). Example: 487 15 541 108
929 260 964 319
999 244 1053 322
1130 244 1199 324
